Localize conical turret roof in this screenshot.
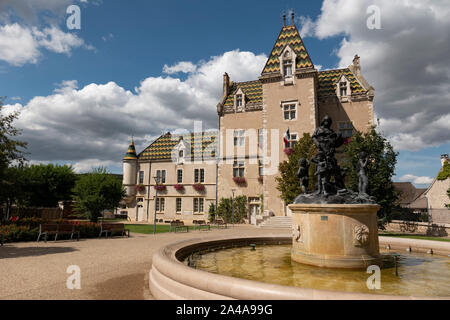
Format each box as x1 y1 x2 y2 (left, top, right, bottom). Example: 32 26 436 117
123 140 138 160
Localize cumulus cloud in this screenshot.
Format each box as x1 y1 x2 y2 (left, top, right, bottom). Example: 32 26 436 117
312 0 450 151
2 50 267 172
163 61 197 74
399 174 434 185
0 23 40 66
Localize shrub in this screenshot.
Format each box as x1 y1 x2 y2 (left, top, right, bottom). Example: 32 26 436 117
216 195 247 224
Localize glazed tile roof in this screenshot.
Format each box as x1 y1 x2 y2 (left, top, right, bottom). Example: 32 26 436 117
262 25 314 74
138 132 217 161
123 141 138 160
318 68 368 97
223 80 263 107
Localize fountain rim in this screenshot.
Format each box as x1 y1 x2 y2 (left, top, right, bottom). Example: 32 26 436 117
149 235 450 300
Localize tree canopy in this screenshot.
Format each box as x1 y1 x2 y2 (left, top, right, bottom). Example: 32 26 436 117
276 133 316 204
72 167 125 222
276 128 398 225
216 195 247 224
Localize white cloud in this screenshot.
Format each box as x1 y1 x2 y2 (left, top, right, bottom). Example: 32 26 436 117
2 50 267 169
72 159 120 173
399 174 434 185
0 23 90 66
312 0 450 151
32 26 86 54
163 61 197 74
0 23 40 66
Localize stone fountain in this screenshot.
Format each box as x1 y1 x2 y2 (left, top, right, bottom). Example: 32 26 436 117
289 115 381 269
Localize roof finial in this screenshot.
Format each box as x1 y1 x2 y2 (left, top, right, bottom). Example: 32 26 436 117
282 11 286 26
291 9 295 26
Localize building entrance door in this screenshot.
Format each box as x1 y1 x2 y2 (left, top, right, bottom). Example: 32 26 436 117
137 205 143 221
249 204 260 225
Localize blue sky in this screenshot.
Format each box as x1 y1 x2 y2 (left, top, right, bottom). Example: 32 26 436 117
1 0 449 187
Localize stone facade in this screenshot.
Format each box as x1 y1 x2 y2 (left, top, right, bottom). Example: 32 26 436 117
123 19 377 223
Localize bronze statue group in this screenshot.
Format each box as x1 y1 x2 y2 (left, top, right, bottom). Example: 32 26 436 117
295 115 371 203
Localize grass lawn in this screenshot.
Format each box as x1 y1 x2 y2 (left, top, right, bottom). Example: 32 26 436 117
379 232 450 242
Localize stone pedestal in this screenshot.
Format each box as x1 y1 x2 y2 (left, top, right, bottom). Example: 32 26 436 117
288 203 382 269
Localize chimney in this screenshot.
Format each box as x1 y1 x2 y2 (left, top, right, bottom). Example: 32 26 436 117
291 9 295 26
282 12 286 26
353 54 361 76
223 72 230 98
441 154 449 166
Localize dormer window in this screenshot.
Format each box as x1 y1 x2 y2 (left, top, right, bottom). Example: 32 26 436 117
179 150 184 158
339 82 347 96
283 60 293 77
236 94 243 107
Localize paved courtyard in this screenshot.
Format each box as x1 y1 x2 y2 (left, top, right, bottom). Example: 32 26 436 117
0 225 288 300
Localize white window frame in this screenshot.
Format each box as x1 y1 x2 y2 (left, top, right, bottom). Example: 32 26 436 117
156 170 166 183
177 169 183 183
194 168 205 183
156 198 165 213
233 159 245 178
193 198 204 214
233 129 245 146
138 171 144 184
176 198 182 213
338 121 353 138
282 101 297 121
288 133 298 148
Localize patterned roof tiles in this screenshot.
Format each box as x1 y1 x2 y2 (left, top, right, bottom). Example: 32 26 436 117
318 68 368 97
262 25 314 75
123 141 138 160
138 132 217 161
223 80 263 107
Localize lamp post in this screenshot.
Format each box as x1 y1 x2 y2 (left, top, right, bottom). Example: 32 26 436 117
153 175 161 235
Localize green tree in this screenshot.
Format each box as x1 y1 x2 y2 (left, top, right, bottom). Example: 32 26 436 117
216 195 247 224
446 188 450 209
23 164 77 207
72 167 125 222
208 203 216 222
276 133 316 204
0 97 27 174
0 165 27 220
341 128 398 225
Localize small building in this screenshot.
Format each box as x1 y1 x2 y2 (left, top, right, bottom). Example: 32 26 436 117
393 182 427 214
122 132 217 223
422 154 450 224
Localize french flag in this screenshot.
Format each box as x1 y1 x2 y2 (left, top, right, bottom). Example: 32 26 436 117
283 128 290 148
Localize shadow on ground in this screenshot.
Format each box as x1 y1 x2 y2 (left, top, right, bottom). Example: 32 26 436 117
0 246 78 259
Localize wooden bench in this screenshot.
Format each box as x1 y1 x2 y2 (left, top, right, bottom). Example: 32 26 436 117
170 221 188 233
193 220 210 231
214 219 227 229
37 224 80 242
99 223 130 238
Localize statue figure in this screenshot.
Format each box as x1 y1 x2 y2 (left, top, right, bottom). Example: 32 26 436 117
312 115 346 194
357 151 369 195
311 151 330 196
296 158 310 193
293 115 375 204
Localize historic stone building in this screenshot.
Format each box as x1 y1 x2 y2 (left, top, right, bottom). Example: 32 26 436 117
216 17 374 220
122 15 376 223
122 132 217 222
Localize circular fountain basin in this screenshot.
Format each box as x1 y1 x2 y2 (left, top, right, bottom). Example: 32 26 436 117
149 235 450 300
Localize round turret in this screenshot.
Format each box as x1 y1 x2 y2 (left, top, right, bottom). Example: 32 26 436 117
123 140 138 197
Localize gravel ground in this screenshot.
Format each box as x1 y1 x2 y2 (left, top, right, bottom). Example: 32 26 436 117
0 225 288 300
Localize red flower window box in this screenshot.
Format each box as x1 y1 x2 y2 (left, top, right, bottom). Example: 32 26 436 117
192 183 205 192
283 148 294 156
174 184 184 191
154 185 166 191
134 184 146 193
233 176 246 185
